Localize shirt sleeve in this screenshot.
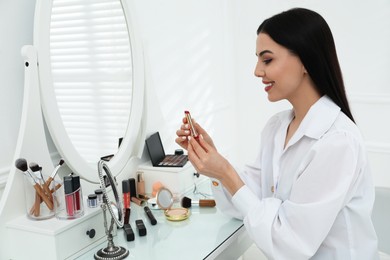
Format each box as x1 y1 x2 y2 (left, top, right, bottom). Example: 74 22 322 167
211 141 264 219
231 132 363 259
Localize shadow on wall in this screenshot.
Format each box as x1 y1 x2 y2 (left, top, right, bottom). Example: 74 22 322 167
372 186 390 255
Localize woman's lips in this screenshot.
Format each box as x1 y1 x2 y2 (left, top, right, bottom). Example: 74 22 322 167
264 82 273 92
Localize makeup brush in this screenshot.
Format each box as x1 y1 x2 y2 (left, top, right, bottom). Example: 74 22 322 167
15 158 54 210
29 162 50 194
30 162 53 202
29 162 44 184
181 196 216 208
45 158 64 187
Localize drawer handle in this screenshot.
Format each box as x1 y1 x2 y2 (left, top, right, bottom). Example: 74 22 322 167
86 229 96 239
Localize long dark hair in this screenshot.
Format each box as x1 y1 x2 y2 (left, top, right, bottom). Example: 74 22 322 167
257 8 355 123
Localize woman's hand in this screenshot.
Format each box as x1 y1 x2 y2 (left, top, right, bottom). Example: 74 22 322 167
187 135 244 195
175 116 215 150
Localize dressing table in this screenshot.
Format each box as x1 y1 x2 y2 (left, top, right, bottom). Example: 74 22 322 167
77 179 252 260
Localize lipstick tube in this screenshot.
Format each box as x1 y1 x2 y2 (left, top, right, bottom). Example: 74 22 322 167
122 179 131 209
72 175 83 212
184 111 199 140
64 176 75 217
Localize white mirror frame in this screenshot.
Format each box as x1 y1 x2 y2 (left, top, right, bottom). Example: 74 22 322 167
34 0 145 183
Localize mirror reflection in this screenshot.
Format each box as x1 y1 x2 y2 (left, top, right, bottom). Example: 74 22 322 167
49 0 133 163
157 188 174 209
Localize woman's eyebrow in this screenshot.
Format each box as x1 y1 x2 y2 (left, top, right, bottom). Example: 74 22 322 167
256 50 273 57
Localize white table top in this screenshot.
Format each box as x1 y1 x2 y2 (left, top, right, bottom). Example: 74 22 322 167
76 179 249 260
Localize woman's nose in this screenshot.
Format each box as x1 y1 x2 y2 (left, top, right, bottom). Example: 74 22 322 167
254 64 265 78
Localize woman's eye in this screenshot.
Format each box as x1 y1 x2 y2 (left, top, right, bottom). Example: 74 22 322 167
263 59 272 64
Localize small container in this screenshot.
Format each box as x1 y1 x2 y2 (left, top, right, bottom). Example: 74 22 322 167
23 174 56 220
87 194 98 208
95 189 103 204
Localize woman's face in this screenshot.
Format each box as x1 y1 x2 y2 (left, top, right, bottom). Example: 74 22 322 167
254 33 307 102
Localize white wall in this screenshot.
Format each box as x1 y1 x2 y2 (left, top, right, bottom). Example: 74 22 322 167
1 0 389 200
132 0 238 159
234 0 390 187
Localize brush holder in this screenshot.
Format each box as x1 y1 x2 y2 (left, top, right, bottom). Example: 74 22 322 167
23 174 56 220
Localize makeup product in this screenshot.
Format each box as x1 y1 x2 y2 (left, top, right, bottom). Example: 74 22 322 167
124 208 131 225
29 162 44 184
137 172 145 196
29 162 53 203
15 158 54 211
184 111 199 140
131 196 143 206
95 189 103 204
129 178 137 198
175 149 184 155
45 158 64 187
29 179 61 217
164 208 190 221
72 175 83 212
144 206 157 225
63 175 84 218
155 187 190 221
64 176 75 216
87 194 98 208
135 219 147 236
31 192 40 217
152 181 163 197
122 179 131 209
123 224 135 241
181 197 216 208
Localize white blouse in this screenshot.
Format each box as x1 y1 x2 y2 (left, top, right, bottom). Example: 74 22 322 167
211 96 379 260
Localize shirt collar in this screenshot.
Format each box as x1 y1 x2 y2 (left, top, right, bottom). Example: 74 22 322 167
295 95 341 140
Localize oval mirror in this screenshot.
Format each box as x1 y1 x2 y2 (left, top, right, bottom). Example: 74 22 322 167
34 0 144 182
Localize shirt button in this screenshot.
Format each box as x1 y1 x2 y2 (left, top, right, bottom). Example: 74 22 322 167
212 181 219 187
271 186 275 193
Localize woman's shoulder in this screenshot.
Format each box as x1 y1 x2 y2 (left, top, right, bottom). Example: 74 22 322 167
319 112 366 153
330 112 363 140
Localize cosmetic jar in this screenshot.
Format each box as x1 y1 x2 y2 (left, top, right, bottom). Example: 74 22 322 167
87 194 98 208
94 189 103 204
164 208 189 221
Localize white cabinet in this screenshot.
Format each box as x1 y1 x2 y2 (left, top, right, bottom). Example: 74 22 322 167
6 205 106 260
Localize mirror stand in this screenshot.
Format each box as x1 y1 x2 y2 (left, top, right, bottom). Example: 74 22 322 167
95 160 128 260
95 202 129 260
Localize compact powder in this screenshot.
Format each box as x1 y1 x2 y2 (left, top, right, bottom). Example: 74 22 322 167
164 208 189 221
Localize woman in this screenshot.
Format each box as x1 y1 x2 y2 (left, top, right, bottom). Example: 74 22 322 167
176 8 378 260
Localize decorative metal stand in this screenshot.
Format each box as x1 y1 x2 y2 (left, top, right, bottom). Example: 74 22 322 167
94 160 129 260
